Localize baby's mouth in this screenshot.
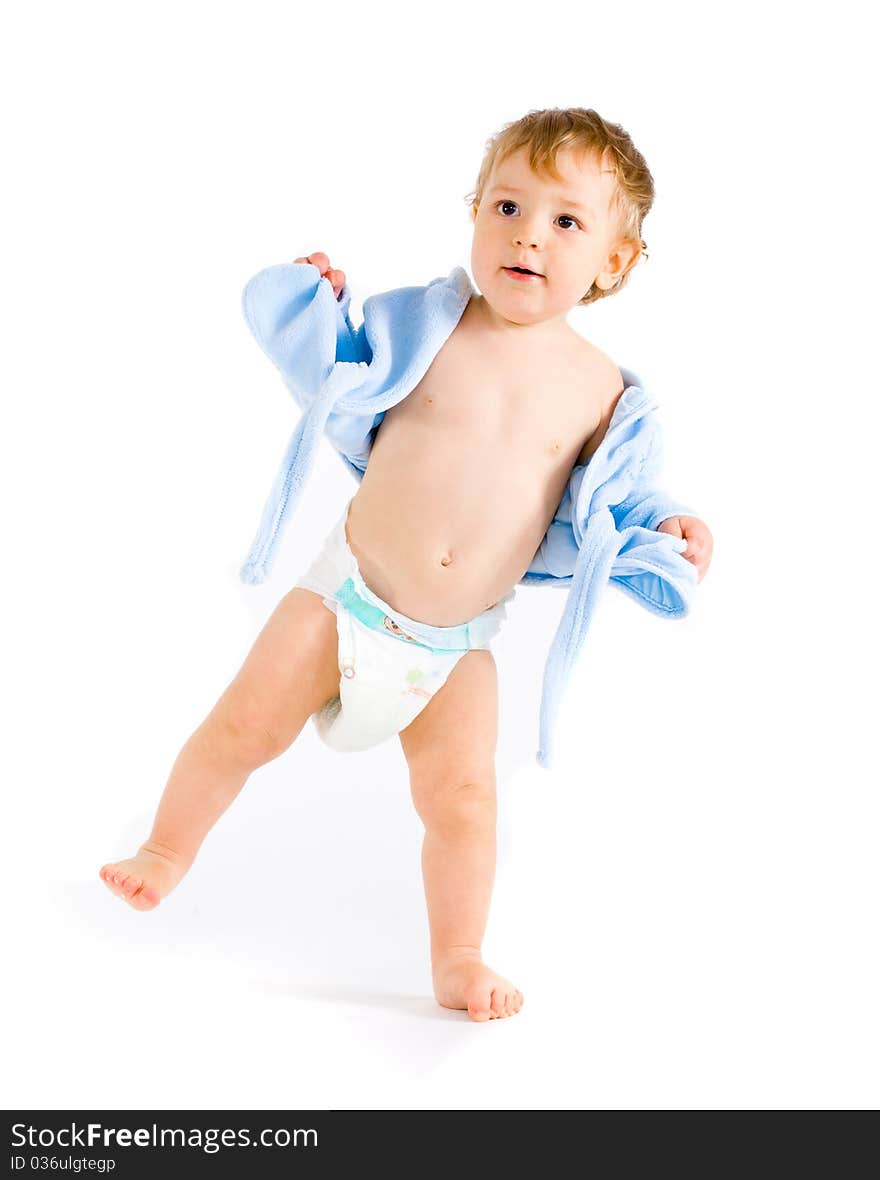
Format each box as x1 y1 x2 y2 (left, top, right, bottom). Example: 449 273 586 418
503 266 544 280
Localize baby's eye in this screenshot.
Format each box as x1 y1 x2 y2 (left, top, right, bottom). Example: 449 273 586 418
496 200 519 216
557 215 581 231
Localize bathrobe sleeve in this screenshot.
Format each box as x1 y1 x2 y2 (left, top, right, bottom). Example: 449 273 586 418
524 381 700 589
605 413 699 616
241 261 371 402
532 394 701 769
241 260 383 474
238 262 378 585
610 483 698 534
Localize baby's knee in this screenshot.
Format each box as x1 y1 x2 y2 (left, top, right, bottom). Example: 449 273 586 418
412 775 497 832
201 705 285 768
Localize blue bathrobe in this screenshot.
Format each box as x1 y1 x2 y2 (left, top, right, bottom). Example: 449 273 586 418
239 262 699 770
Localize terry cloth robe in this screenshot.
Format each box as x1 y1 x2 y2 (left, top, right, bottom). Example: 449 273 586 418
239 262 699 770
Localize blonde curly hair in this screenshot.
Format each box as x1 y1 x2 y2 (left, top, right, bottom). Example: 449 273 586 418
465 107 654 306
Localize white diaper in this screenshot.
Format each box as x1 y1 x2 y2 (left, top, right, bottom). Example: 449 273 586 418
311 605 468 752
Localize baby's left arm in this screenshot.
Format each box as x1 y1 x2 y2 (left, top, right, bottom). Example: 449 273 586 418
656 515 714 583
574 369 713 585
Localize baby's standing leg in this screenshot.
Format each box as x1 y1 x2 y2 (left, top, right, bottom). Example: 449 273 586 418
398 649 523 1022
99 589 342 909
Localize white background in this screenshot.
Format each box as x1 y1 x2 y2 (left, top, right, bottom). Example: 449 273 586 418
3 0 877 1111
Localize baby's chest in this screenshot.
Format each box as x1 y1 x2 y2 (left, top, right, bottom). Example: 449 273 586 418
387 338 599 463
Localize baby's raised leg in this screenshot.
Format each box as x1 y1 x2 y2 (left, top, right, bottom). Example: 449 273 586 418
100 589 342 909
398 650 523 1022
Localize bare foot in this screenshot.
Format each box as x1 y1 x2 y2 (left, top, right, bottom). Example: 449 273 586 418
98 842 191 910
432 952 524 1022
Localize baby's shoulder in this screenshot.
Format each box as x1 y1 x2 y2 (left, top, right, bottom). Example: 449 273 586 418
571 334 625 407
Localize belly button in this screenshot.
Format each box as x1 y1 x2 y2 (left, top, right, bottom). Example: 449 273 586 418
440 554 452 567
425 397 433 405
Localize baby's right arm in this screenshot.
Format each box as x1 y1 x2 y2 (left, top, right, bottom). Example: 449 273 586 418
241 249 367 399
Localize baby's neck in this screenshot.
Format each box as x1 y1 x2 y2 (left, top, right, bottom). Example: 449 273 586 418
465 293 574 344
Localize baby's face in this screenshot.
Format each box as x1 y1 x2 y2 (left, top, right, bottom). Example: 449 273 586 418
470 146 636 328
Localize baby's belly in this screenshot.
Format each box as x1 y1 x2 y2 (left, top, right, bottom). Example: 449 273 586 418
345 457 558 627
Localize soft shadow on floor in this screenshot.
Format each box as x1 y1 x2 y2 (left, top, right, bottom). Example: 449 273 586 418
254 980 460 1021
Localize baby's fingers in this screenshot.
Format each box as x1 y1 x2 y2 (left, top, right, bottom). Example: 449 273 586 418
657 517 684 540
326 267 346 294
684 543 712 583
294 250 331 273
292 254 345 297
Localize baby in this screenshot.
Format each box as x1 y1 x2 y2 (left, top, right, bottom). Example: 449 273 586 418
99 107 713 1022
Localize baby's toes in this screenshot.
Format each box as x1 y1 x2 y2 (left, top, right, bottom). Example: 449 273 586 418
98 864 158 909
119 874 159 910
107 870 128 898
127 881 159 910
490 987 509 1018
466 983 493 1022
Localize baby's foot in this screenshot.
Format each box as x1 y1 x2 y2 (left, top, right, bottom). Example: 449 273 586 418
98 842 190 910
432 952 524 1022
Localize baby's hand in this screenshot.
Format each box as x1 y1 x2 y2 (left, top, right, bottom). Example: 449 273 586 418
294 251 346 300
656 515 714 583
